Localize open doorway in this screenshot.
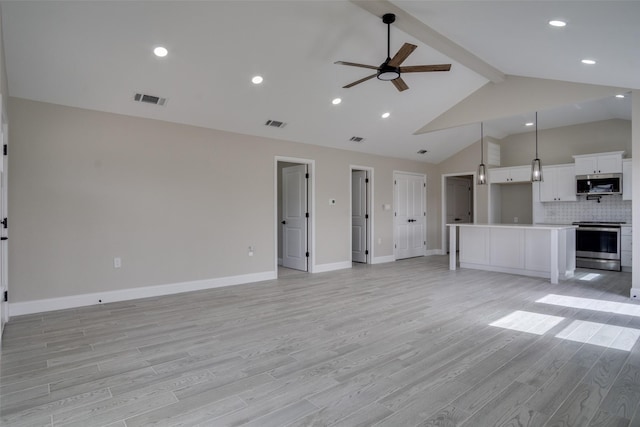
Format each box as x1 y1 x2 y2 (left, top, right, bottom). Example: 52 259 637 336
442 173 476 253
351 166 373 264
275 157 314 276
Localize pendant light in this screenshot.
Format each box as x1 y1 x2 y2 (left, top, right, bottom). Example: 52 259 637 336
477 122 487 185
531 111 543 182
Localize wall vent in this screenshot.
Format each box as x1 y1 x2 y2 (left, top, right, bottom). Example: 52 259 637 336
265 119 287 128
134 93 167 106
417 149 428 154
350 136 365 143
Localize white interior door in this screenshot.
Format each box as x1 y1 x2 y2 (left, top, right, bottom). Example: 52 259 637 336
0 119 7 337
282 164 308 271
394 172 426 259
352 170 368 263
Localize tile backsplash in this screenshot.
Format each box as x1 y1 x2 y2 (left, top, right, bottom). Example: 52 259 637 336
540 195 632 224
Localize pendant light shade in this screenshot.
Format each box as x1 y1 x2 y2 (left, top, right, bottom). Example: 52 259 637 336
477 122 487 185
531 112 543 182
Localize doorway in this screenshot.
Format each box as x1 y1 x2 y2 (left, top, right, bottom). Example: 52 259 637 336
351 166 373 264
394 171 426 260
442 173 476 253
275 157 314 275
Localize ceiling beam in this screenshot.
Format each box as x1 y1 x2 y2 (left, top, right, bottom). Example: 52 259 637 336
350 0 505 83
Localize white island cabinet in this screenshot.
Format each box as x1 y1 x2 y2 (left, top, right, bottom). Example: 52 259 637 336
448 224 576 284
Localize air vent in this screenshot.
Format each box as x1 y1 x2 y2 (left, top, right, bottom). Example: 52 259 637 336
350 136 365 143
417 149 428 154
134 93 167 106
265 119 287 129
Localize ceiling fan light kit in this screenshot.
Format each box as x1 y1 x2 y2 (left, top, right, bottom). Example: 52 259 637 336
335 13 451 92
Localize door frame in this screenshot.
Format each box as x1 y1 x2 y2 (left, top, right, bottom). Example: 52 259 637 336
393 171 427 260
350 165 374 264
441 171 478 254
274 156 315 273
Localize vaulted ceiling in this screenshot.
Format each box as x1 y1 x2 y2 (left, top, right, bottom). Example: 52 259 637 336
1 1 638 163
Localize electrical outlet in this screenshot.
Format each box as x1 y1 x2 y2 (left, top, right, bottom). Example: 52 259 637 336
248 246 254 257
114 257 122 268
514 217 519 223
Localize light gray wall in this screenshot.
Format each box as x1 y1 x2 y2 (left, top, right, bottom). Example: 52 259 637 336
498 184 532 224
0 3 8 111
8 97 437 303
497 119 631 167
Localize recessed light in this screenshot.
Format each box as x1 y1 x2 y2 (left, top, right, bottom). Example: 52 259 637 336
581 59 596 65
332 98 342 105
616 94 625 99
252 76 263 84
549 20 566 27
381 112 390 119
525 122 534 127
153 46 168 57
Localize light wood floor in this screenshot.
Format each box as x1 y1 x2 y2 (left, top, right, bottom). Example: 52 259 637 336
2 256 639 427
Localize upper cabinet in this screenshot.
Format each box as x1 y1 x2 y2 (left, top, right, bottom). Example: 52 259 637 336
539 164 577 202
623 159 632 201
489 166 530 184
573 151 624 175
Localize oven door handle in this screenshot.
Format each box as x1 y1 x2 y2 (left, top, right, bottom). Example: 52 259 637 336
577 227 620 232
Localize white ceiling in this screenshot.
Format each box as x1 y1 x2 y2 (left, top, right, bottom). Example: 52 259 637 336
1 1 638 163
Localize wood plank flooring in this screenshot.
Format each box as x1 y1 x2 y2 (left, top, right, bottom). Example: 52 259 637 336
1 256 639 426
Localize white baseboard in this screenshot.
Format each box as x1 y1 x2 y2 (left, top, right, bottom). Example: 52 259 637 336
372 255 395 264
9 271 277 317
312 261 352 273
426 249 445 256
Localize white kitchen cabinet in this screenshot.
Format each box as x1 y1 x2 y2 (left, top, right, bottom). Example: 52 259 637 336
573 151 624 175
489 165 530 183
623 159 632 200
539 164 577 202
622 226 632 271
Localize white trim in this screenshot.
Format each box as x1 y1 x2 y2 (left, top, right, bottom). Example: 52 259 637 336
349 165 374 264
372 255 395 264
312 261 352 273
275 156 316 273
9 271 276 316
441 172 478 254
426 249 444 256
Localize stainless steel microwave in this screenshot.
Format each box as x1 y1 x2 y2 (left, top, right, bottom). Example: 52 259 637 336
576 173 622 195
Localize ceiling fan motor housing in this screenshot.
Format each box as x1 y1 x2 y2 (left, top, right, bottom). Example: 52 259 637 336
377 64 400 81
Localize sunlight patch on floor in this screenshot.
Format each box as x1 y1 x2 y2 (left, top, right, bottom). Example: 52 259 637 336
578 272 602 281
536 294 640 317
555 320 640 351
489 311 564 335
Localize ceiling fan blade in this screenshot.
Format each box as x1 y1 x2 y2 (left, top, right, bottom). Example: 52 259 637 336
334 61 379 70
392 77 409 92
343 74 377 89
400 64 452 73
388 43 417 67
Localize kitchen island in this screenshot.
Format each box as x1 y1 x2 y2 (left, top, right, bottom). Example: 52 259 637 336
448 224 577 284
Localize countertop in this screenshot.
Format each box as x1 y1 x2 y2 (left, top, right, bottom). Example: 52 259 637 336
447 223 577 230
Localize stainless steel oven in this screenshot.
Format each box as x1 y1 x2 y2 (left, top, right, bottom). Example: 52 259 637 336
573 221 623 271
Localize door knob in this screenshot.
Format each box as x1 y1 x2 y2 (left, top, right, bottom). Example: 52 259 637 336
281 220 286 225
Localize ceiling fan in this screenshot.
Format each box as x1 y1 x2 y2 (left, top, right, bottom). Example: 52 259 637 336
335 13 451 92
